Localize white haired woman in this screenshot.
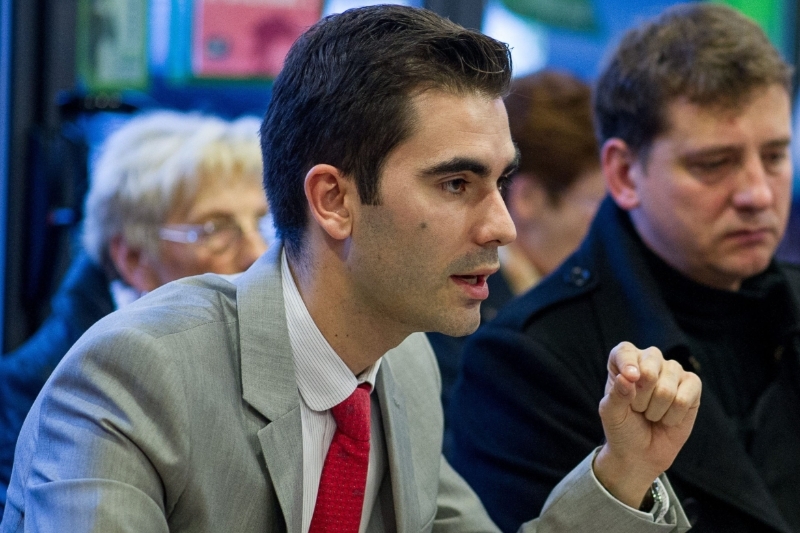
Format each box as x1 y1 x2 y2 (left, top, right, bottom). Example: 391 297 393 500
0 111 269 508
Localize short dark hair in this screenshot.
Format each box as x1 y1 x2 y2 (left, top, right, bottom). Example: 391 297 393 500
261 5 512 258
594 3 792 158
505 70 598 204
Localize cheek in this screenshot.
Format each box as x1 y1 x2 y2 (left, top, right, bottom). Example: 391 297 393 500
158 244 189 271
672 184 728 223
197 251 239 275
776 177 793 213
162 245 214 278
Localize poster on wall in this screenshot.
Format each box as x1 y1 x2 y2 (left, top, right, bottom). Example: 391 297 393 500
192 0 323 79
77 0 149 91
500 0 597 32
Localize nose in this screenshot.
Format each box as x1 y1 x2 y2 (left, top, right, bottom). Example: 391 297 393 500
237 225 268 270
732 156 774 210
476 190 516 247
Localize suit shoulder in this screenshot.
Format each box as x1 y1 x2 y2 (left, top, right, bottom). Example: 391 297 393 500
57 274 241 373
465 263 607 388
101 274 239 339
53 274 246 400
491 257 600 333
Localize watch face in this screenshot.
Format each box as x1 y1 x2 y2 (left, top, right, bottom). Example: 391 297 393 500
651 478 669 523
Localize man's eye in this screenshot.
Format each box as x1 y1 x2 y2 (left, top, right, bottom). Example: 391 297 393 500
497 175 513 197
763 150 788 167
687 157 736 183
694 159 729 171
441 179 467 194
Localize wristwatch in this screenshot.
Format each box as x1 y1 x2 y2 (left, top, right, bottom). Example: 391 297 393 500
639 478 669 522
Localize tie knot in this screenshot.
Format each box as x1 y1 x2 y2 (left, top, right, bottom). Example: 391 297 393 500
331 383 371 441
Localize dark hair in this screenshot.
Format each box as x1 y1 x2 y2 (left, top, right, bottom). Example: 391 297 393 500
505 70 598 203
261 5 512 257
594 3 792 158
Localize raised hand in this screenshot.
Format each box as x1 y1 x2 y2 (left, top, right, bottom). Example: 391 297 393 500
592 342 702 508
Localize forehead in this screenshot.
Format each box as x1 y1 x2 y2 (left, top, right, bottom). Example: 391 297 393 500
170 171 266 221
381 90 516 176
659 84 791 146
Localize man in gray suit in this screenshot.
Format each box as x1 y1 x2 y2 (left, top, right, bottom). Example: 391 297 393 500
1 5 700 532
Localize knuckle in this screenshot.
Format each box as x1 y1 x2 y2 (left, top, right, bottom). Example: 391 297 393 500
653 383 675 399
667 359 683 373
646 346 664 359
614 341 637 356
640 366 659 383
672 395 691 411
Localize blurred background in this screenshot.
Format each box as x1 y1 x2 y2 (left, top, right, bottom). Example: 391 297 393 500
0 0 798 352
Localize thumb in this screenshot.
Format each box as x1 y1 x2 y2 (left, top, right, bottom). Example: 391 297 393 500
608 341 642 383
599 373 636 429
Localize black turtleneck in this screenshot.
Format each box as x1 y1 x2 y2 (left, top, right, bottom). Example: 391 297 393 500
640 241 794 449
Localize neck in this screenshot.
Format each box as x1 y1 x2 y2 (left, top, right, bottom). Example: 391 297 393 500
287 245 408 376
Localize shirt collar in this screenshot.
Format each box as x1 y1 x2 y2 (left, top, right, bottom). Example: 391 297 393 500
281 249 381 412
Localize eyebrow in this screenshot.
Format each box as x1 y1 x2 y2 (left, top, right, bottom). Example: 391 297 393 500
419 149 520 179
763 138 792 150
682 138 792 159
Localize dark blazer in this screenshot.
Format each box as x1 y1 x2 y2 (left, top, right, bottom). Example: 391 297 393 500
0 252 114 509
448 197 800 533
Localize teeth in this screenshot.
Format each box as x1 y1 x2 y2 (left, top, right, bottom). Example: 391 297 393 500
465 276 478 285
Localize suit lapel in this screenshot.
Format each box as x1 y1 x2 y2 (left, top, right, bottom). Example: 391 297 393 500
376 359 420 533
258 410 304 533
236 245 304 533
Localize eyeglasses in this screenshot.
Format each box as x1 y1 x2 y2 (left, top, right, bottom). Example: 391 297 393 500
159 215 271 254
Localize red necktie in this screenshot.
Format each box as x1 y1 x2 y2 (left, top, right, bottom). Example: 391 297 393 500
309 383 371 533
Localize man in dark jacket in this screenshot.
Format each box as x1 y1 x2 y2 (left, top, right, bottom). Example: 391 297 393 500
448 4 800 533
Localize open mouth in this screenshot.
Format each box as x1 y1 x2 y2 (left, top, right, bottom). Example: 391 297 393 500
454 274 486 285
450 274 490 299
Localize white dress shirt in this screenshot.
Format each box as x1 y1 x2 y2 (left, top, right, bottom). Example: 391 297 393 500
281 251 387 533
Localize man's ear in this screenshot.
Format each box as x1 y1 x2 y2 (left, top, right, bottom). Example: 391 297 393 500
304 164 355 241
507 173 546 224
601 138 641 211
108 235 160 293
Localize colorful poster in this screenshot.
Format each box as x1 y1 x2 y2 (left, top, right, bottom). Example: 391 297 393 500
500 0 597 32
77 0 149 91
192 0 323 79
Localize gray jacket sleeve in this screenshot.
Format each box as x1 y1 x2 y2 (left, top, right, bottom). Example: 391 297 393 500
434 449 690 533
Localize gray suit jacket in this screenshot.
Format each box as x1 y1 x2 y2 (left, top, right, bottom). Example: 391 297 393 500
1 245 689 532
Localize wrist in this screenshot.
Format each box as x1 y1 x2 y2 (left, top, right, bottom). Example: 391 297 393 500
592 444 659 508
